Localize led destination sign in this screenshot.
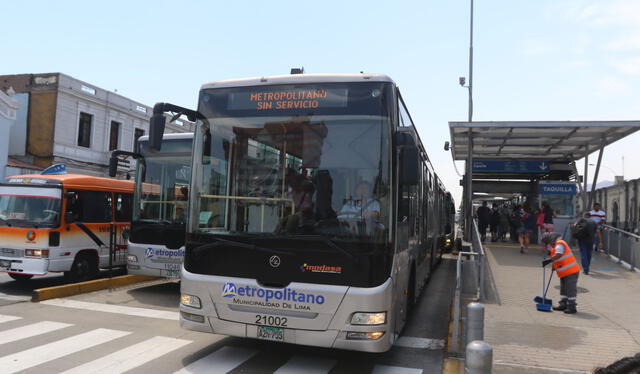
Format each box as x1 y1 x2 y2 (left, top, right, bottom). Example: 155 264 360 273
228 88 348 111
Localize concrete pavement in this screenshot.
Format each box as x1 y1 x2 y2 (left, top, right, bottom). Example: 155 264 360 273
482 241 640 373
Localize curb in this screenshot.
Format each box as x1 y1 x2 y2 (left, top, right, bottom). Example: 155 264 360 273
32 275 159 302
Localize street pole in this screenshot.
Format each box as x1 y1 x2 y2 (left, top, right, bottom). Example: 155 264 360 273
465 0 475 240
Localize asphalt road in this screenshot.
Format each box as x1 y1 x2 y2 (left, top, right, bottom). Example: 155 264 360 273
0 260 455 374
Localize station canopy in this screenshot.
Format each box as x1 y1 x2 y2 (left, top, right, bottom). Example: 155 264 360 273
449 120 640 185
449 121 640 161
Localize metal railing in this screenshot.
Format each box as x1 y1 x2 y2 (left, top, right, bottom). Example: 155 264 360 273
451 219 487 356
602 224 639 271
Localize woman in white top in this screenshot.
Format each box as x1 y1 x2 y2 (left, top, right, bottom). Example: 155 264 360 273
589 202 606 250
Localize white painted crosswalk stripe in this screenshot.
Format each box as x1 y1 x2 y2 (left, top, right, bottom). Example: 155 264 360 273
0 321 72 345
174 346 258 374
0 328 130 374
41 299 179 320
372 365 423 374
60 336 192 374
274 355 337 374
0 292 30 302
394 336 445 350
0 314 21 324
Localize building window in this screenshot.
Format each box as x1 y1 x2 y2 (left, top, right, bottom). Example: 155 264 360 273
109 121 121 151
134 128 145 153
77 112 93 148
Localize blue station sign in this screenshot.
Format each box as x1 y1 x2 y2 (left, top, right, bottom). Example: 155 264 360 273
538 184 577 195
40 163 67 175
472 160 549 173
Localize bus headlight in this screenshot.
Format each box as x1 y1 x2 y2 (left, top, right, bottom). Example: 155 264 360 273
351 312 386 325
25 249 49 258
181 294 201 309
127 255 138 263
346 331 385 340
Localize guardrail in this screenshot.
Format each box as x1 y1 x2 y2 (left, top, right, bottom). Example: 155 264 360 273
450 219 487 356
602 224 639 272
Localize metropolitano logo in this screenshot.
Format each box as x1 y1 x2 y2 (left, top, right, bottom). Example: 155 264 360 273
222 282 238 298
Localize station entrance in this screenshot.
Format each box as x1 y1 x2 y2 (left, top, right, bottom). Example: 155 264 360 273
448 120 640 242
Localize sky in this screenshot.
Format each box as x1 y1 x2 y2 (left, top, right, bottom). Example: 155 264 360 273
4 0 640 205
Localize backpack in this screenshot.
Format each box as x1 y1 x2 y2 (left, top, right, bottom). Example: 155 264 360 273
572 219 589 240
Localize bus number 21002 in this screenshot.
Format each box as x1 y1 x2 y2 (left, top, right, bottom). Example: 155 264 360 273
255 315 287 327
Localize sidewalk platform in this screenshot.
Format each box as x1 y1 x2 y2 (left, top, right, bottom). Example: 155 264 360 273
482 241 640 373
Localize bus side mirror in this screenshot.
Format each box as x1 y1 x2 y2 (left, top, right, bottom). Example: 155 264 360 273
149 105 166 152
108 156 118 177
400 146 419 185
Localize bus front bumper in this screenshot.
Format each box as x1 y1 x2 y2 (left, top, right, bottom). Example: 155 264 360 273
0 256 48 275
179 312 392 352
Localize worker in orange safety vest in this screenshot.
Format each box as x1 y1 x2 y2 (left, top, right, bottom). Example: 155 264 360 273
541 232 581 314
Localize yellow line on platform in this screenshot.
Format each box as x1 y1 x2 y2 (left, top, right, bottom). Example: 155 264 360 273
31 275 159 302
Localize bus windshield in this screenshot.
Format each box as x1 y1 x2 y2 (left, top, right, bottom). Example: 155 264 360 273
0 186 61 227
134 138 192 225
193 82 392 244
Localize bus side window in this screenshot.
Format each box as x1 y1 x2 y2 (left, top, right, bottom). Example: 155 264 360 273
115 193 133 222
70 190 113 223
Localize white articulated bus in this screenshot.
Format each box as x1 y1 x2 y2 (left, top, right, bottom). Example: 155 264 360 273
112 133 193 278
148 73 455 352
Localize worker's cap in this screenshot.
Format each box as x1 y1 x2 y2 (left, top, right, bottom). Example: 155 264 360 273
541 232 561 245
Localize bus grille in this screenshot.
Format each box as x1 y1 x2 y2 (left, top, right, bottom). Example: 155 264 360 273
0 248 23 258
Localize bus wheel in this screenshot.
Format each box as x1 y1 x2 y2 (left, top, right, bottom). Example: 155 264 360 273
9 273 33 282
66 254 97 282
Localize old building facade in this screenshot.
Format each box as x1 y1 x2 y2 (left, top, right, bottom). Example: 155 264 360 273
0 87 20 179
0 73 193 177
576 176 640 233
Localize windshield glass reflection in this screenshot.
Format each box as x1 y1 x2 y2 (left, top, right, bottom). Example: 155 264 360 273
195 82 391 242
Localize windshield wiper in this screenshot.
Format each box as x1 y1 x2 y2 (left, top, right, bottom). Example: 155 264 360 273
273 234 358 264
193 237 293 257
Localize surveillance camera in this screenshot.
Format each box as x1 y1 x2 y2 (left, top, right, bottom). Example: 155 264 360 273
459 77 466 86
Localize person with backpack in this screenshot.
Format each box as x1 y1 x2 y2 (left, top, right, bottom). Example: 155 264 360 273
517 202 535 253
573 212 598 275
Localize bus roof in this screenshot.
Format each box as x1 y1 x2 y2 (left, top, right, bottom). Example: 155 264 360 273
6 174 134 192
201 73 395 90
138 133 193 142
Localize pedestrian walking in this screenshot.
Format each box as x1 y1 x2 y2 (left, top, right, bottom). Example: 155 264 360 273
541 232 580 314
541 201 556 233
572 212 598 275
490 204 500 242
498 205 510 241
589 202 606 251
516 203 535 253
476 201 491 242
510 205 520 243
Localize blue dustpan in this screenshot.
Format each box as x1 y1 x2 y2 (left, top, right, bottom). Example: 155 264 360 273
535 259 554 312
533 296 552 305
536 302 552 312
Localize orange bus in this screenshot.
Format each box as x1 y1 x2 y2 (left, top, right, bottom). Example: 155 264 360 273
0 174 134 281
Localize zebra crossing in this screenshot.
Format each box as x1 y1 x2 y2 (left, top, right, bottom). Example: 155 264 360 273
0 312 432 374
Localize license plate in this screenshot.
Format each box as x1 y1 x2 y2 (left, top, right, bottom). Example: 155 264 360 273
0 260 10 269
257 326 284 342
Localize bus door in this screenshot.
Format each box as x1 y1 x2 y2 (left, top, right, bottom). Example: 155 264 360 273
113 193 133 265
65 190 114 267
